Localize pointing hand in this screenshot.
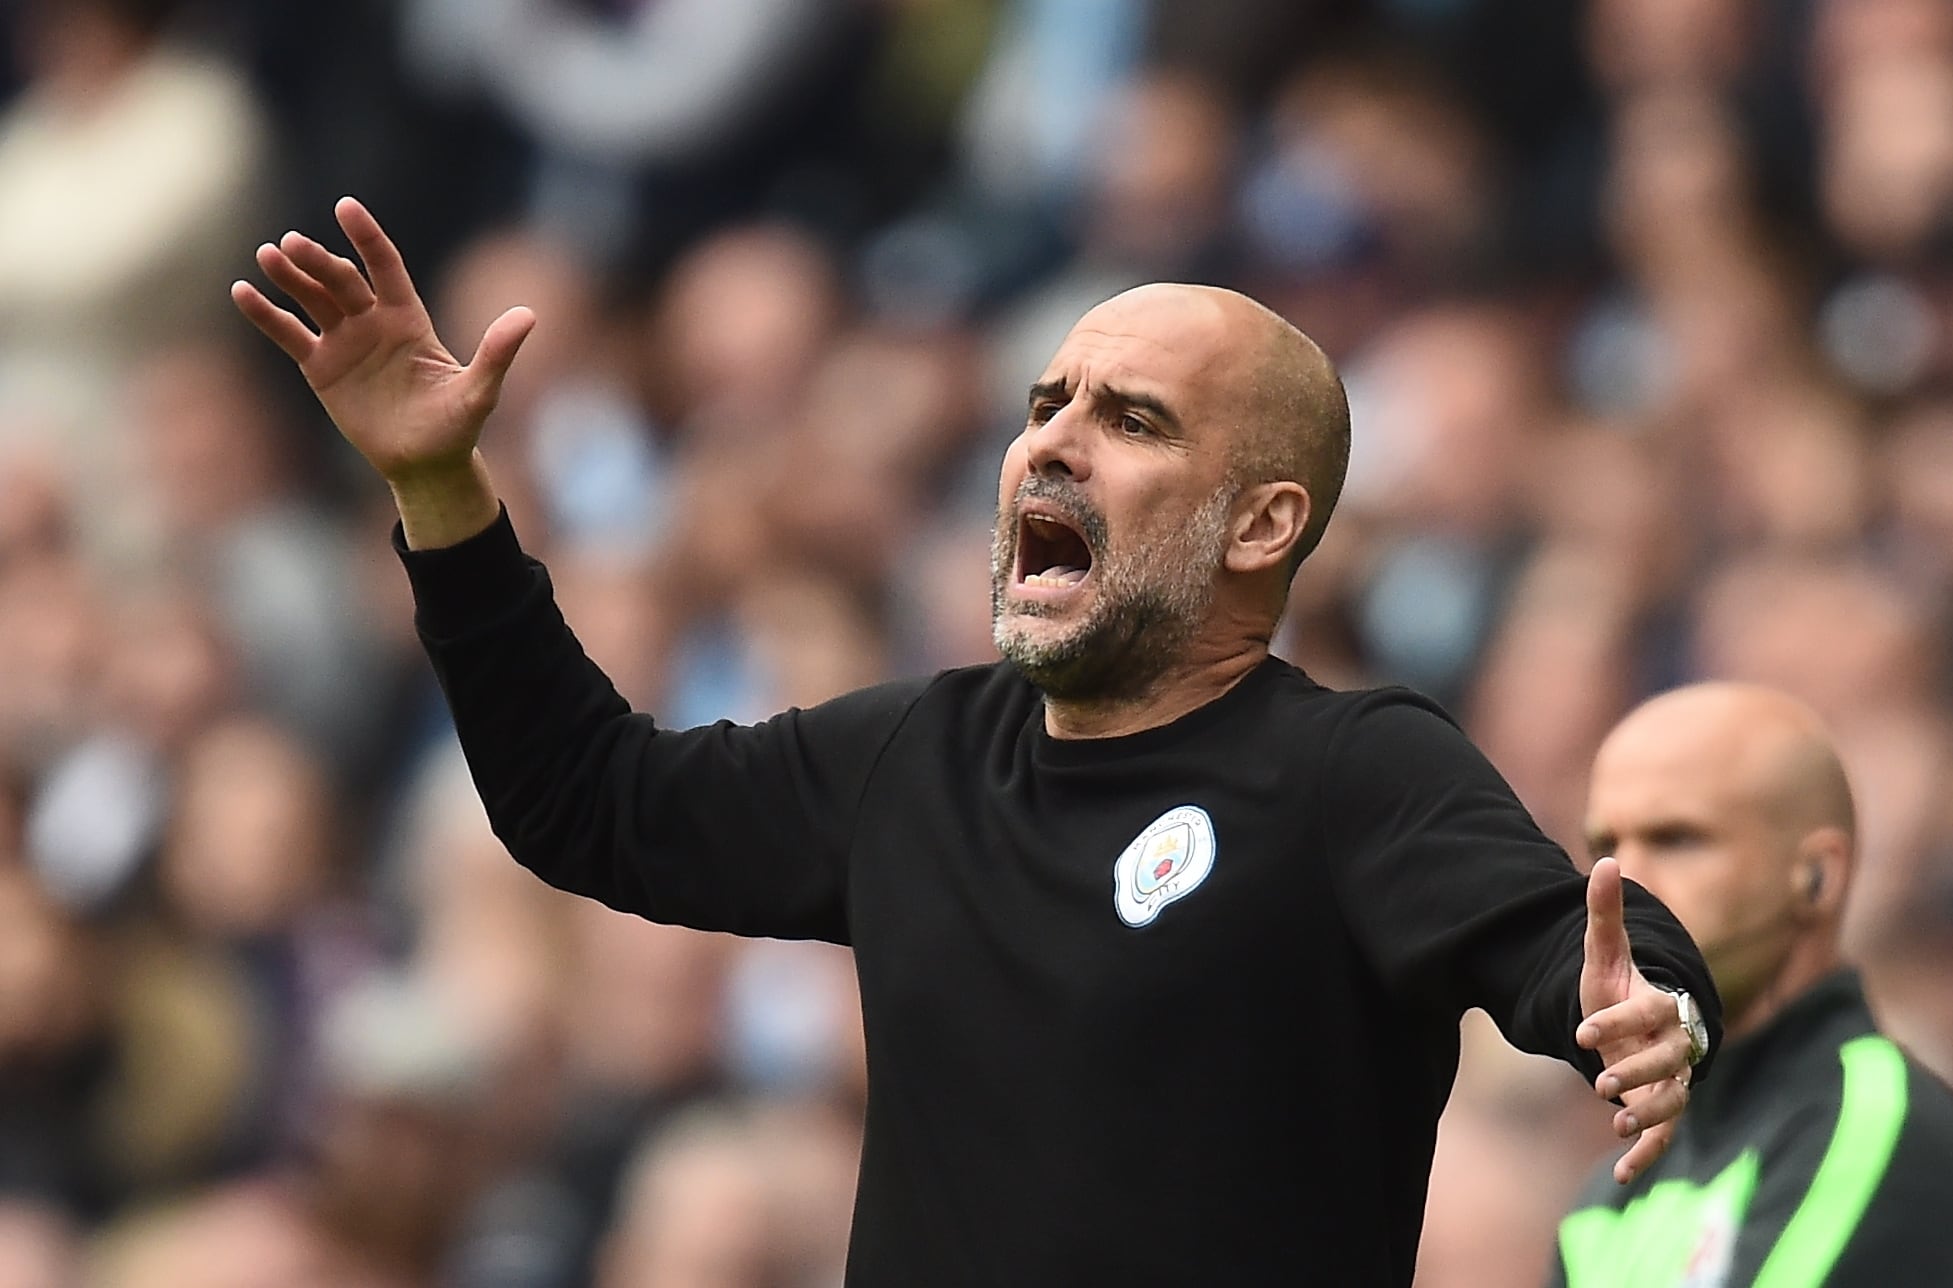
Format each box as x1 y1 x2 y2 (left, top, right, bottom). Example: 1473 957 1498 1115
1577 857 1699 1184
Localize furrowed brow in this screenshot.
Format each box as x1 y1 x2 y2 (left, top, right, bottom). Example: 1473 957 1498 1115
1103 385 1185 436
1028 379 1070 410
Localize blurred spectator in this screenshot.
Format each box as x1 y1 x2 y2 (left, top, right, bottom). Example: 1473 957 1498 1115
1862 855 1953 1085
1699 378 1872 552
594 1100 858 1288
0 538 102 777
0 0 267 480
1880 397 1953 596
1418 1015 1615 1288
0 865 109 1215
958 0 1146 210
1816 49 1953 270
123 343 382 763
304 970 498 1285
1248 52 1498 294
1341 303 1551 706
400 0 879 267
649 222 843 435
34 718 370 1211
88 1181 346 1288
1585 0 1754 98
21 578 229 913
891 517 1003 673
1466 544 1637 852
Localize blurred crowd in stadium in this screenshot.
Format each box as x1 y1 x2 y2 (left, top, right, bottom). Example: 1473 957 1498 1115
1 0 1951 1283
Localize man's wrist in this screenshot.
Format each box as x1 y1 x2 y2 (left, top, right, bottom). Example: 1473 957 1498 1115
1663 988 1711 1066
389 451 501 550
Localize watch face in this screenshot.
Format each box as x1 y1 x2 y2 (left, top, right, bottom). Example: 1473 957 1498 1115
1677 993 1708 1061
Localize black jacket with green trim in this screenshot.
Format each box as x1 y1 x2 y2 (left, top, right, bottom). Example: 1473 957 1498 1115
1550 970 1953 1288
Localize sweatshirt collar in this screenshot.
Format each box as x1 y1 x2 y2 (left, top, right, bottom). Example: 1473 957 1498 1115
1028 654 1300 766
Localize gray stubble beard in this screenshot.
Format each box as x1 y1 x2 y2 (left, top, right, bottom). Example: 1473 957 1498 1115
991 485 1235 703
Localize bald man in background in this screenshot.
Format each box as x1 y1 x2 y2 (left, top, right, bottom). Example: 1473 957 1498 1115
236 199 1718 1286
1553 684 1953 1288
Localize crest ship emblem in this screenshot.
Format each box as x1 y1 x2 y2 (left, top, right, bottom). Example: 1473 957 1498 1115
1113 806 1217 926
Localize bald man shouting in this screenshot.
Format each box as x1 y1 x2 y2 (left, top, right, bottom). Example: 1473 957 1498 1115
235 200 1718 1286
1554 684 1953 1288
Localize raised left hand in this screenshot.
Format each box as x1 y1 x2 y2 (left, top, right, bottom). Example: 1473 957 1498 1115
1577 857 1698 1184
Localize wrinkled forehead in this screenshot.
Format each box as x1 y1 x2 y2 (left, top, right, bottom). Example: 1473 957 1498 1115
1040 288 1253 409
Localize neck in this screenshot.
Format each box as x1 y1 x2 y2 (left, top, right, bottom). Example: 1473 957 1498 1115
1042 637 1269 740
1723 934 1843 1043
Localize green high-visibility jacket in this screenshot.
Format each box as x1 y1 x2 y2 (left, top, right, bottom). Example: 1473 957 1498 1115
1550 971 1953 1288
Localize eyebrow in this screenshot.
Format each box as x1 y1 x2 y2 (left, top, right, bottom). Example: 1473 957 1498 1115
1027 379 1069 411
1026 379 1186 436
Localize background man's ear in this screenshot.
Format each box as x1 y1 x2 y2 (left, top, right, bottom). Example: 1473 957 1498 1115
1793 828 1850 921
1796 832 1843 922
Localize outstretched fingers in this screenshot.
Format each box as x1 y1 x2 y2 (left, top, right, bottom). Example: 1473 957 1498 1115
1612 1073 1688 1181
1614 1117 1677 1185
256 242 343 330
1613 1071 1689 1136
1578 989 1676 1052
231 280 317 364
279 230 376 316
455 306 538 419
1596 1036 1692 1101
471 307 537 380
336 196 420 306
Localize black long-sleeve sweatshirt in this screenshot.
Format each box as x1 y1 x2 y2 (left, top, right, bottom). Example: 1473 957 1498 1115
399 512 1721 1287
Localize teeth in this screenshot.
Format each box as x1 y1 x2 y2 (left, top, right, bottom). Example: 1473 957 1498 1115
1023 571 1084 588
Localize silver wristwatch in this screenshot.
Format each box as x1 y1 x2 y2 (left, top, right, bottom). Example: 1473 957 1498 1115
1666 988 1710 1066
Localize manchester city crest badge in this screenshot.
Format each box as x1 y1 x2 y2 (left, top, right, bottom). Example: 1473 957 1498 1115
1113 805 1217 927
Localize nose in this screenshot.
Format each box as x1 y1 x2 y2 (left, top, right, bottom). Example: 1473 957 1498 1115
1023 403 1092 483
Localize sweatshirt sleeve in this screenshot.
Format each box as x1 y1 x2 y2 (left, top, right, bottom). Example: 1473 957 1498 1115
397 511 923 944
1317 689 1722 1082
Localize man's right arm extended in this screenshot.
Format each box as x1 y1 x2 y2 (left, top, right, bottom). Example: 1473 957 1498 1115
399 504 920 941
233 198 917 943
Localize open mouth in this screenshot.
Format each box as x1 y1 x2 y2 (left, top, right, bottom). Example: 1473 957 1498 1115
1015 508 1095 591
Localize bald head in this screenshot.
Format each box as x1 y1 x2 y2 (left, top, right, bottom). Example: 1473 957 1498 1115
1587 682 1856 1034
1238 299 1350 567
1600 683 1856 845
1091 284 1351 569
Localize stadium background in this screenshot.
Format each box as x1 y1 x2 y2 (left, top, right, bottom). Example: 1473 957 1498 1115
1 0 1951 1283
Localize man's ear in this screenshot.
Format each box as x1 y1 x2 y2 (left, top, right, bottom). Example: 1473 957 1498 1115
1224 481 1310 575
1793 828 1851 922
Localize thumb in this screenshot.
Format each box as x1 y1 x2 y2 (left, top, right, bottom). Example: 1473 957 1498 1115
464 306 537 406
1584 856 1633 989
